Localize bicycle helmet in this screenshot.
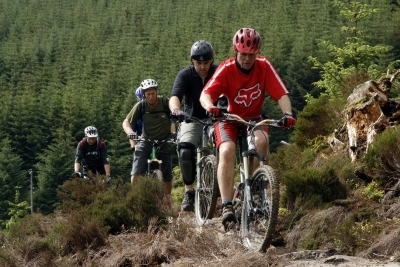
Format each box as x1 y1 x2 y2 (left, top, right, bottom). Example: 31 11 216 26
140 79 158 92
135 86 144 99
84 126 98 138
190 40 213 61
233 28 261 54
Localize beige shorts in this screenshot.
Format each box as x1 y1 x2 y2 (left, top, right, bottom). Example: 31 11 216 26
178 121 205 147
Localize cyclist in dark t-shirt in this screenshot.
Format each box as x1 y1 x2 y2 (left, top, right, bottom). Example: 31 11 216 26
169 40 218 211
74 126 111 180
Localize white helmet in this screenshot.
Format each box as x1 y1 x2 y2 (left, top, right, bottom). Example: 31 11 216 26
84 126 98 137
140 79 158 92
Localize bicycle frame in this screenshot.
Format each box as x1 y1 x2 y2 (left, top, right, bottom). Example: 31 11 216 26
226 113 280 175
222 113 284 252
228 113 280 191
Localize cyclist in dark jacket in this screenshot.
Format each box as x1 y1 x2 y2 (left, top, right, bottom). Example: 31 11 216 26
169 40 218 211
74 126 111 180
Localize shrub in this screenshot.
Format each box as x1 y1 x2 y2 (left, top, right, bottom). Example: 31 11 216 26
58 175 176 234
282 166 347 210
364 125 400 188
56 175 111 212
362 181 384 201
292 95 344 148
270 144 316 173
0 247 17 267
61 210 107 253
333 209 381 254
0 213 65 266
171 166 185 205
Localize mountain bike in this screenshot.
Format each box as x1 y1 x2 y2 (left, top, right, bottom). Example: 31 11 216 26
220 113 286 252
172 114 219 226
181 116 220 226
130 136 177 181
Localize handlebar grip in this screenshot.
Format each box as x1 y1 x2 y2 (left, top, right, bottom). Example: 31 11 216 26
171 113 186 123
127 133 138 140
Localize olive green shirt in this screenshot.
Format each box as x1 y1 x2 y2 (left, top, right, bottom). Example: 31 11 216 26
126 96 171 140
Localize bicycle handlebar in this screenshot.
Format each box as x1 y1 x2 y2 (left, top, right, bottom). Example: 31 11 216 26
171 114 215 126
127 135 176 144
172 112 290 128
221 113 285 128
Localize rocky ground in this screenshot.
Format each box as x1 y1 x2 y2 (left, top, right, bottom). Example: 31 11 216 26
87 209 400 267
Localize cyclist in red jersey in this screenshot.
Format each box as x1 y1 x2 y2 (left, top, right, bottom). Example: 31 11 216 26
199 27 296 227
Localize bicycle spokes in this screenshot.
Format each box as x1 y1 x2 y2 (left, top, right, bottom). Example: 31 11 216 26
241 166 279 252
195 155 218 226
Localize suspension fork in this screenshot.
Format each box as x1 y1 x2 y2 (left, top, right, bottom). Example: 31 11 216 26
242 127 263 215
243 152 253 214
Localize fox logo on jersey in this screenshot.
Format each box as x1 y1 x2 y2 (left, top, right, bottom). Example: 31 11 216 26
234 84 261 107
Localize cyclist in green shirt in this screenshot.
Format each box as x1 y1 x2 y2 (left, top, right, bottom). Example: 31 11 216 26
122 79 176 194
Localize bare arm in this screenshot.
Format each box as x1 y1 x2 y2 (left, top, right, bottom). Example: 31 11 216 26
199 93 214 110
74 162 81 172
169 96 181 111
104 164 111 176
171 122 176 133
277 95 293 115
123 119 137 149
129 139 136 148
122 118 134 134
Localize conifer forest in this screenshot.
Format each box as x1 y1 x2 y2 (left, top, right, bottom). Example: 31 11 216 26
0 0 399 225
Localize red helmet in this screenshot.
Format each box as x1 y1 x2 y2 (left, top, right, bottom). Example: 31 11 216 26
232 28 261 54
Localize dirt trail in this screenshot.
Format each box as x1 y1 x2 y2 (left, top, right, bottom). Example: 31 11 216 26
170 212 400 267
90 210 400 266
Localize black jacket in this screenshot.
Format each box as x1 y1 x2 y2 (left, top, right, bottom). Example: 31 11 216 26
171 64 218 119
75 138 109 174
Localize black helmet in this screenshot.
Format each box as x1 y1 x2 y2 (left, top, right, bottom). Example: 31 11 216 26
190 40 213 61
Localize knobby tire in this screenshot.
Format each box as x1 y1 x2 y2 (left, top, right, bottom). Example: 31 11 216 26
241 165 279 252
195 155 219 226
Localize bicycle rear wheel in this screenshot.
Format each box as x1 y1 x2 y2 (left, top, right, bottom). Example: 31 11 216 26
195 155 219 226
150 169 163 182
241 165 279 252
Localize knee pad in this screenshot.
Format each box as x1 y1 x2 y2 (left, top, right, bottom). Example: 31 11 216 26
178 142 196 185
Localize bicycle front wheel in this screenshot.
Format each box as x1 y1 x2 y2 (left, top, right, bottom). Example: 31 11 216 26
150 169 163 182
241 165 279 252
195 154 219 226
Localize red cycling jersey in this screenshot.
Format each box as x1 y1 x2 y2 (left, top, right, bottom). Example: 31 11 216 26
202 56 288 118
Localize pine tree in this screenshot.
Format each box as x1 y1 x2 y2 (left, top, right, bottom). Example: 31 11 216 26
0 138 26 228
308 0 392 101
34 128 76 214
5 187 30 229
